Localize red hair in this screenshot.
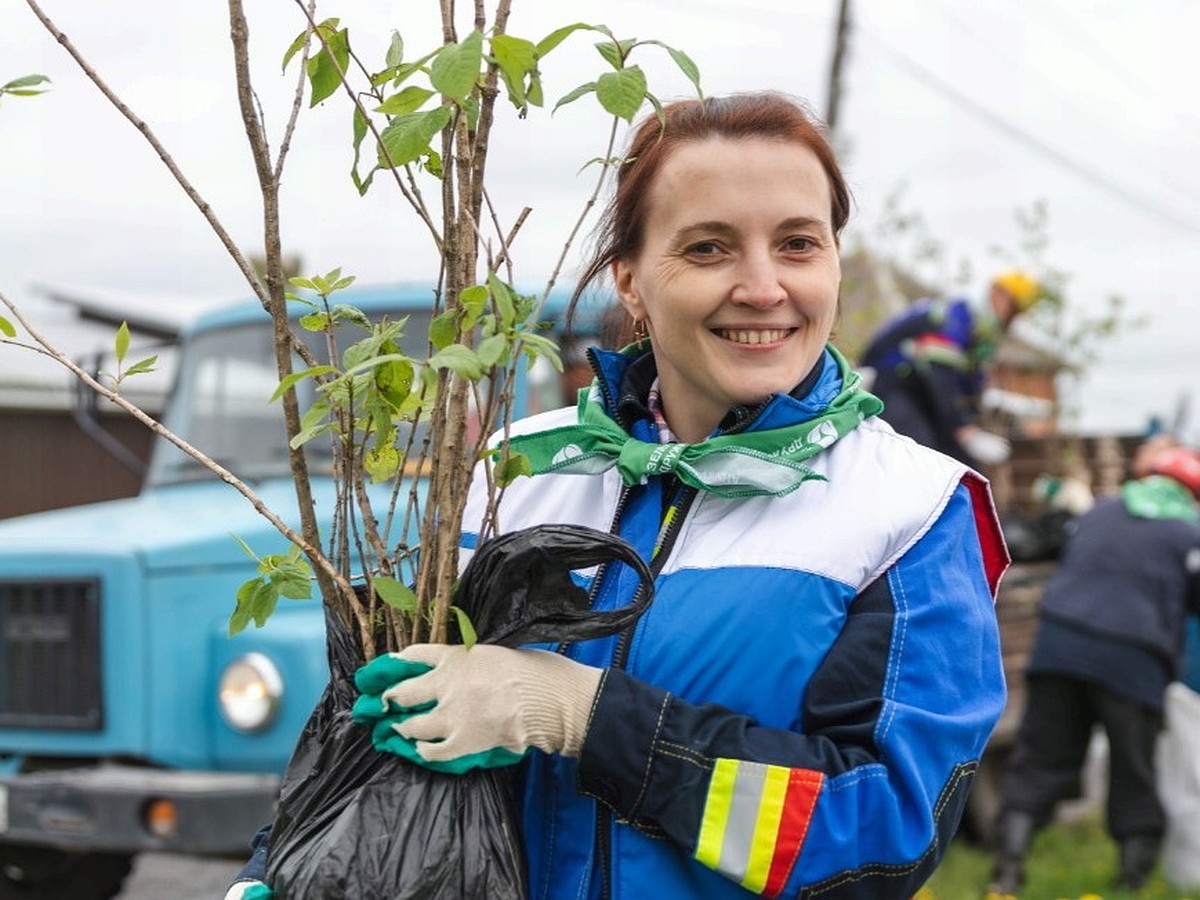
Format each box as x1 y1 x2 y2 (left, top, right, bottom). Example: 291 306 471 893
572 92 850 309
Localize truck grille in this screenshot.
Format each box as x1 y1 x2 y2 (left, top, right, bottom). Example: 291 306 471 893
0 579 103 730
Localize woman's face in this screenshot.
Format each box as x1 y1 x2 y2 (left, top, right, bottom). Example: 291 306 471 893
614 137 841 443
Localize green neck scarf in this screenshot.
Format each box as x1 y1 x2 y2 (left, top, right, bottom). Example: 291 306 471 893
503 346 882 499
1122 475 1200 524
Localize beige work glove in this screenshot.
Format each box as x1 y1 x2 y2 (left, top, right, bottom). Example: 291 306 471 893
385 644 603 763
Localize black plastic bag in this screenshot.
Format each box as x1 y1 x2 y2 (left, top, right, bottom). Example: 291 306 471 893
264 524 654 899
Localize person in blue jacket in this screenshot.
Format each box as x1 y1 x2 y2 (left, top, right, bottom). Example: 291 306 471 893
228 91 1009 899
858 270 1040 468
990 445 1200 895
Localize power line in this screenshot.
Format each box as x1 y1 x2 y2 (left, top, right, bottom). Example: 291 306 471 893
922 0 1200 211
857 27 1200 236
1024 0 1152 98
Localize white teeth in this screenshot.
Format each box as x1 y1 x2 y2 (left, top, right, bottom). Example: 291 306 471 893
718 328 791 345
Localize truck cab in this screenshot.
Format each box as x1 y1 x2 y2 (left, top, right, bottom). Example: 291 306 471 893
0 283 585 898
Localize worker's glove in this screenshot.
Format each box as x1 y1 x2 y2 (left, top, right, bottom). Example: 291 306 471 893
960 427 1011 465
223 881 273 900
382 644 603 766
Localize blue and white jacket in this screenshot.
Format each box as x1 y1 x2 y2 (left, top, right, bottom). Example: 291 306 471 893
460 346 1009 899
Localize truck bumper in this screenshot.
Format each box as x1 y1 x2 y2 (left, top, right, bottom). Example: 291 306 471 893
0 764 278 855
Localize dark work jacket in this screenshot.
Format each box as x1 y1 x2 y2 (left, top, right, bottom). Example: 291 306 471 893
1033 493 1200 685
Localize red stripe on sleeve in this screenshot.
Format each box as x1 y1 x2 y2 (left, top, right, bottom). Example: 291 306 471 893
763 769 824 897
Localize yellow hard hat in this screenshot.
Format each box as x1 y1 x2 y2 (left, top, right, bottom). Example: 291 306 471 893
992 269 1041 312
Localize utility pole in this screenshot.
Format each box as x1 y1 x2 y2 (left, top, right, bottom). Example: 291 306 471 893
825 0 852 136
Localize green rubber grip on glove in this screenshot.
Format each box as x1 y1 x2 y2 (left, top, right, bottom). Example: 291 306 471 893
352 654 528 774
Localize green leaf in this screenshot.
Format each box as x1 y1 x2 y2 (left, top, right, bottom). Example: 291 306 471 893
385 30 404 69
490 34 538 109
0 315 16 338
114 322 130 364
332 303 372 329
307 24 350 107
430 30 483 103
249 580 279 627
364 444 401 482
494 450 533 487
2 74 51 91
475 333 508 368
374 578 417 613
275 576 311 601
298 312 330 332
527 73 544 108
536 23 594 57
376 85 435 116
512 290 538 326
460 95 480 131
487 274 517 328
520 332 562 370
269 365 338 403
124 355 157 377
427 344 485 380
429 310 457 350
375 353 415 408
341 351 416 379
282 23 317 72
289 400 333 448
229 579 258 636
451 605 478 649
595 40 624 71
649 40 703 98
352 165 378 196
553 81 596 114
350 106 374 194
459 285 488 328
377 106 453 169
290 420 334 450
596 66 646 121
270 554 312 599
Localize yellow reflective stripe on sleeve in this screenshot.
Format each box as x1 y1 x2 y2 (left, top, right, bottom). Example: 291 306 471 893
741 764 790 893
695 757 739 868
695 759 826 896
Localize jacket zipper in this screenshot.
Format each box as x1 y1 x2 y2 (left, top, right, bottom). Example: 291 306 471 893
595 483 698 900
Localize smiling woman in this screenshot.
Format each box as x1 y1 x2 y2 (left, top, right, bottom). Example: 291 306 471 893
308 91 1011 900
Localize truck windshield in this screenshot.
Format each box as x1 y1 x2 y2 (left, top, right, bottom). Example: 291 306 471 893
146 310 433 486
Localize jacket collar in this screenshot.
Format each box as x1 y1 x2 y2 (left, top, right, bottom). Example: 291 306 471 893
587 343 845 439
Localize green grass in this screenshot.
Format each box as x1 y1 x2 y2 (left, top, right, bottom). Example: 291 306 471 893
919 814 1196 900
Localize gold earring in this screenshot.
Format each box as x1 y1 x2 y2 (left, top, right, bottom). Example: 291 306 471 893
631 316 649 342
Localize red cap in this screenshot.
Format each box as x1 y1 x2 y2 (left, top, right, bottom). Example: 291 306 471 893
1150 447 1200 500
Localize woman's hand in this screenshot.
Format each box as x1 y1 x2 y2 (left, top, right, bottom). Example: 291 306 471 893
384 644 603 764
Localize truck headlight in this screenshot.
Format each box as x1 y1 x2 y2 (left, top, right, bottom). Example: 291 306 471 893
218 652 283 732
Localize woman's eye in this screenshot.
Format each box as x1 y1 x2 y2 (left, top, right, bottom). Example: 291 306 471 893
783 236 815 252
686 241 723 256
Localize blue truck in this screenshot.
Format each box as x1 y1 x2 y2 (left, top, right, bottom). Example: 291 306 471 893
0 283 584 898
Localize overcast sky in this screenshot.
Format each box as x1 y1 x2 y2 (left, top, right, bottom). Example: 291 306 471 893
2 0 1197 436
